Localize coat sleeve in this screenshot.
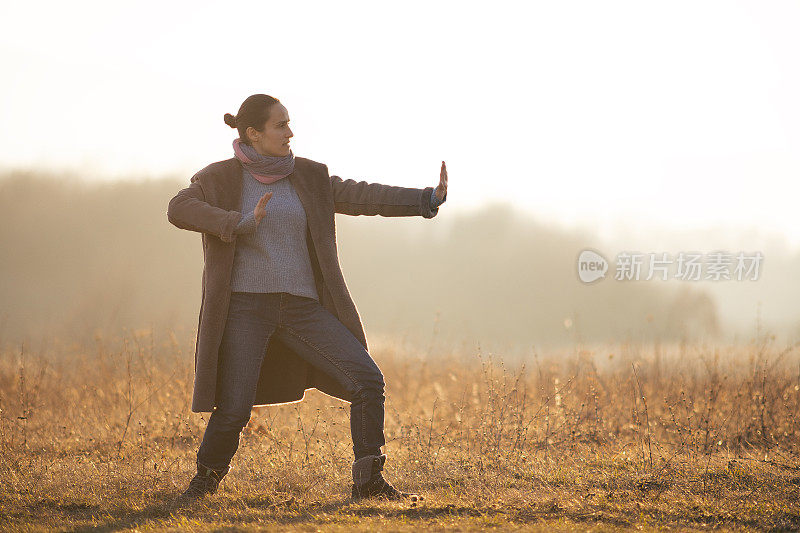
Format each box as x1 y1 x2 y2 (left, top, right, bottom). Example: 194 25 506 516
166 174 243 243
327 165 441 219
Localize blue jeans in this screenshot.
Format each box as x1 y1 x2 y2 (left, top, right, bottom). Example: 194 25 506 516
196 291 386 471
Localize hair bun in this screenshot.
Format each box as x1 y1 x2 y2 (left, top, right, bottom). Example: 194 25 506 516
224 113 237 128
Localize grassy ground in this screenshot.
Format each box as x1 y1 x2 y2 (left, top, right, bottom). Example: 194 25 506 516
1 330 799 531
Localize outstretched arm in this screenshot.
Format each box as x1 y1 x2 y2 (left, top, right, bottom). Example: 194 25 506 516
166 176 243 243
329 161 448 218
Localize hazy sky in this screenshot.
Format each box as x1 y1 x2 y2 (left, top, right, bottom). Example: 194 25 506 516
1 1 798 250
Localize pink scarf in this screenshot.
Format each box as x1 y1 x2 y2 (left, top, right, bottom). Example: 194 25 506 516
232 138 295 184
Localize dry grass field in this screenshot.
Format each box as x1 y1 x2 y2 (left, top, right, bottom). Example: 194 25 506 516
1 329 800 532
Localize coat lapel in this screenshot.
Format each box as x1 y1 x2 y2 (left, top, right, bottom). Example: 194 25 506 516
289 163 315 227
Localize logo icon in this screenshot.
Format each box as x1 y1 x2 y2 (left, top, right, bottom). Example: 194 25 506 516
577 249 608 283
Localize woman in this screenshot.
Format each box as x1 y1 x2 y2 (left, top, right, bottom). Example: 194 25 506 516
167 94 447 506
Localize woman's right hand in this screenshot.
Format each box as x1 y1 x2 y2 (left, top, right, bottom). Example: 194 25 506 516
253 192 273 224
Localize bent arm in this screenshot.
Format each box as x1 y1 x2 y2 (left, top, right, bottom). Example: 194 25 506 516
330 169 443 218
166 178 243 243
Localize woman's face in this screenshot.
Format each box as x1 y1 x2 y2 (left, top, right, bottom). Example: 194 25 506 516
247 102 293 157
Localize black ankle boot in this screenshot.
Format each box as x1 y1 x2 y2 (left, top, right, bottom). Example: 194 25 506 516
351 454 423 502
173 461 230 507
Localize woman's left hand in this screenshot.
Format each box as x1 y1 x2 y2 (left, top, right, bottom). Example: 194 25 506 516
435 161 448 202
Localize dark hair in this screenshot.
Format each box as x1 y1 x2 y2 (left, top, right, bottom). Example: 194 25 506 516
224 94 281 145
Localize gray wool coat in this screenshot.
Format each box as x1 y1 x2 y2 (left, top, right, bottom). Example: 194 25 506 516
167 156 442 413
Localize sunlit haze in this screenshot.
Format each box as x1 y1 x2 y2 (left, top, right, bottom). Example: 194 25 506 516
1 1 798 251
4 4 800 526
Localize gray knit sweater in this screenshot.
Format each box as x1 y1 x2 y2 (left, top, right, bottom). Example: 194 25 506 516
230 170 319 299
